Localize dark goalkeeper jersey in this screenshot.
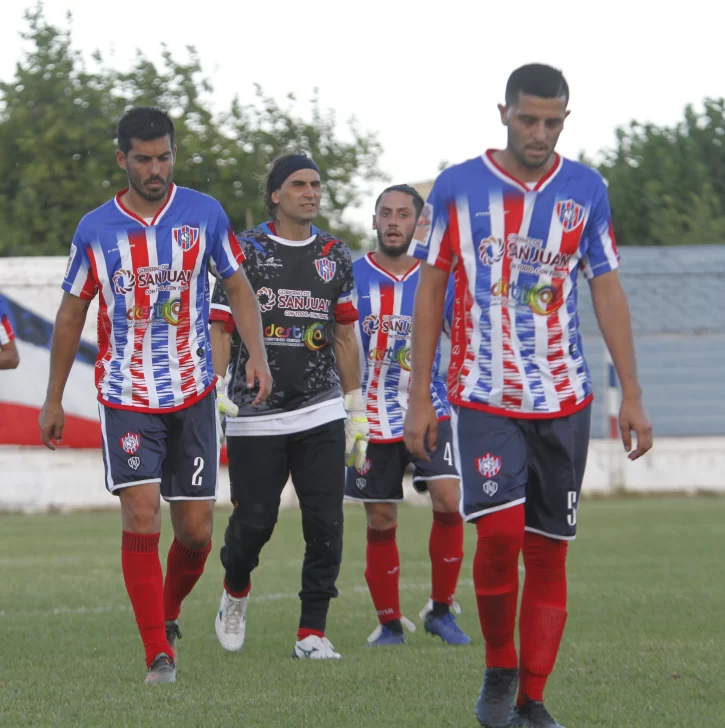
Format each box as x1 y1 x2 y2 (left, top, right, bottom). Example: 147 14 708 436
210 221 358 436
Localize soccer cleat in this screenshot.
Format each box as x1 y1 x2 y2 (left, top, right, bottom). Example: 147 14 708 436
512 699 566 727
292 635 342 660
144 652 176 685
419 599 472 645
215 590 248 652
364 625 407 647
165 620 182 663
475 667 519 727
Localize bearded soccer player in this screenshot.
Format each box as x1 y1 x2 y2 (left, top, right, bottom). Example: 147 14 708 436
38 107 271 685
209 152 368 660
344 185 471 647
404 65 653 728
0 294 20 370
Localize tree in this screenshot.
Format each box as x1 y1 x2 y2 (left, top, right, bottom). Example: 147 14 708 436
0 4 386 256
584 99 725 245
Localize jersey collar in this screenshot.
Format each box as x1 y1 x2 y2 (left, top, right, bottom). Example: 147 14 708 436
114 183 177 227
365 252 419 282
482 150 562 193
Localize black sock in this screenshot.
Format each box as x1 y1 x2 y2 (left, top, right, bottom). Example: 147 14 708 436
431 600 450 617
383 618 403 634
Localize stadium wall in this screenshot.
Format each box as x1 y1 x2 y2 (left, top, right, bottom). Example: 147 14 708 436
1 256 724 513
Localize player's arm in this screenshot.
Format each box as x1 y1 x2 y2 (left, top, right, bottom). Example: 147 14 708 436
333 323 361 394
220 267 271 406
0 339 19 369
39 293 91 449
210 322 232 378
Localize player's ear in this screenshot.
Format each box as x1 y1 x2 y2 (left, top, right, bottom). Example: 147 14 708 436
497 103 508 126
116 149 127 171
372 214 377 231
271 189 281 206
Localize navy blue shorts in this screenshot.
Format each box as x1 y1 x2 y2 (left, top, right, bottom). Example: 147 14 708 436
344 418 460 503
98 390 220 501
452 405 591 539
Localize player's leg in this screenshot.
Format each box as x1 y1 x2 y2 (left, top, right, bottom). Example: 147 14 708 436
514 407 591 727
216 431 290 651
344 441 408 646
412 419 470 645
161 391 218 659
98 404 174 684
288 419 346 659
451 406 528 727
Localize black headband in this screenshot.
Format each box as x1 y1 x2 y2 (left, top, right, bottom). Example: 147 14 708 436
268 155 320 193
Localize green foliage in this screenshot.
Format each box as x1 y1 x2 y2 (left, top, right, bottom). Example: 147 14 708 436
590 98 725 245
0 5 386 255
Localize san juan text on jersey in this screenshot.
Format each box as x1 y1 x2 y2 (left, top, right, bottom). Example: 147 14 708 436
210 222 358 432
353 253 451 443
409 151 620 418
62 184 244 411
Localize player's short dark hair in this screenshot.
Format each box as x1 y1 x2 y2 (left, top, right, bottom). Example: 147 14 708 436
117 107 176 155
505 64 569 106
374 184 425 218
263 150 318 219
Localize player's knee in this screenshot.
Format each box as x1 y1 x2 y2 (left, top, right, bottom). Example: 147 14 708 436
120 492 161 533
475 506 525 563
429 483 461 514
523 532 568 572
302 510 343 564
365 503 397 531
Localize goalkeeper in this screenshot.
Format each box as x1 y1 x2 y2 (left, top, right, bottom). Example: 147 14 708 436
208 151 368 660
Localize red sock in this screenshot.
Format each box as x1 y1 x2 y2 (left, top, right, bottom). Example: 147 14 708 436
473 505 525 668
364 526 401 624
297 628 324 640
224 579 251 599
163 538 212 621
518 532 569 705
429 510 464 605
121 531 171 667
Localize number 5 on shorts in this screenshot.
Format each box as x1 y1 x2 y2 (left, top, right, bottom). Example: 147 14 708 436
567 490 578 526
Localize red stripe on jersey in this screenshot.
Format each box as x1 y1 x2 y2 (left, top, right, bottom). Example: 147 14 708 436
321 239 338 257
128 230 151 406
177 240 203 399
448 264 472 401
500 193 525 409
86 247 113 391
366 284 396 439
1 315 15 342
227 229 245 264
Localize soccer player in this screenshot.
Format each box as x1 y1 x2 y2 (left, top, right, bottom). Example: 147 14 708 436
38 107 271 685
404 65 653 728
344 184 471 647
0 294 20 370
209 152 368 660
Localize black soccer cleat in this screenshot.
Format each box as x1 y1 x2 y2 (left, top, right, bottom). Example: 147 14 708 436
512 699 566 727
144 652 176 685
475 667 519 727
165 620 182 663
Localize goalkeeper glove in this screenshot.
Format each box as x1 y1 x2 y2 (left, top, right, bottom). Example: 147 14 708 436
216 374 239 444
344 388 369 470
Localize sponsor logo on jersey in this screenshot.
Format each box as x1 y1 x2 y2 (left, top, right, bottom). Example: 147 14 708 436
478 236 505 265
257 287 277 312
136 265 192 295
120 432 141 455
126 298 184 325
263 321 329 351
490 280 563 316
476 452 501 478
368 346 411 371
172 225 200 252
113 269 136 295
315 257 336 282
360 314 411 339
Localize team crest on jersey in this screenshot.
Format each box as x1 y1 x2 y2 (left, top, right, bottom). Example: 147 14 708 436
113 269 136 295
476 452 501 478
172 225 200 252
556 200 585 232
120 432 141 455
315 257 336 282
478 236 505 266
256 287 277 312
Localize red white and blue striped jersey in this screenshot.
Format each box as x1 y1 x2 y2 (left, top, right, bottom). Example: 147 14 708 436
62 184 244 412
353 253 452 442
409 151 620 418
0 295 15 346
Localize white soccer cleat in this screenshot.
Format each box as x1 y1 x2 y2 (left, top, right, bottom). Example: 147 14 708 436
215 590 248 652
292 635 342 660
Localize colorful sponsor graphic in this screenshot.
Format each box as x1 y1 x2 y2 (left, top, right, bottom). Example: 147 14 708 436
490 280 563 316
172 225 200 252
263 321 329 351
136 265 192 295
126 298 184 325
476 452 501 478
360 314 412 339
368 346 411 371
113 269 136 295
315 257 336 282
257 287 276 312
120 432 141 455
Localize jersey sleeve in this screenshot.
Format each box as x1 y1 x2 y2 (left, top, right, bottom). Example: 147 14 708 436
334 244 359 325
0 296 15 346
407 173 455 272
61 231 98 301
579 178 620 280
210 277 235 334
207 204 245 279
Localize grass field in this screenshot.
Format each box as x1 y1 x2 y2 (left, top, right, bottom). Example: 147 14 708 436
1 497 723 727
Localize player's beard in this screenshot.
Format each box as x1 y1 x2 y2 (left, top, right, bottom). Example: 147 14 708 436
509 130 556 170
376 229 411 258
129 172 172 203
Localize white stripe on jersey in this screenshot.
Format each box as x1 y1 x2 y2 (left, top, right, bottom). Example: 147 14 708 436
601 222 619 270
116 232 138 405
90 237 117 403
66 243 91 298
187 227 207 396
371 281 393 440
352 288 366 384
143 229 160 409
393 283 409 421
425 210 449 268
167 228 186 405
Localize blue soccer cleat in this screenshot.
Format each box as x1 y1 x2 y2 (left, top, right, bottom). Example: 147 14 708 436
364 616 416 647
424 611 473 645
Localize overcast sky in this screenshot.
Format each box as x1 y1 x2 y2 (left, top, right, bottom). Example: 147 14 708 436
1 0 719 239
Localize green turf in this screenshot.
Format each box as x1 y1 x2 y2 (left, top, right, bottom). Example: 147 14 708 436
0 497 723 727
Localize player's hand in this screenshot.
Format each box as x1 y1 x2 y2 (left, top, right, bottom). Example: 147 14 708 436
404 394 438 462
38 399 65 451
245 353 272 407
619 395 653 461
344 388 369 470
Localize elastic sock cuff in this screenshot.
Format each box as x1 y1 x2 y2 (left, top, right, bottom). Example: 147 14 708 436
122 531 160 553
224 580 251 599
433 511 463 527
172 537 212 561
367 526 397 543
